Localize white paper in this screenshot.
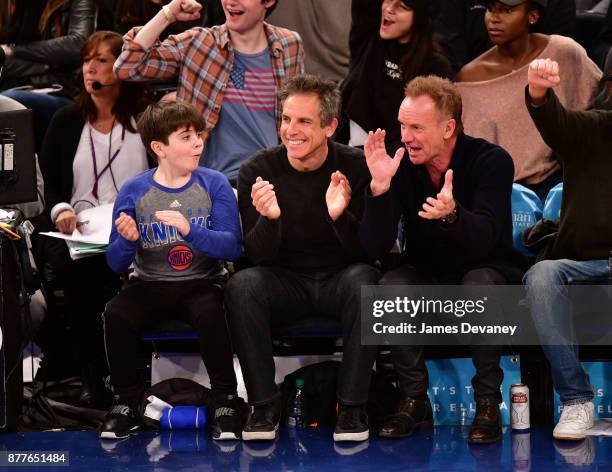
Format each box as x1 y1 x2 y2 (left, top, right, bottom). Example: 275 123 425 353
40 203 114 245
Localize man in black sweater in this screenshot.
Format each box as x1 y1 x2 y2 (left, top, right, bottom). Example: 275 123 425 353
360 76 527 443
523 58 612 441
225 75 380 442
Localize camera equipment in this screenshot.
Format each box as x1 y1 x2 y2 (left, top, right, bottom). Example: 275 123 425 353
0 109 36 206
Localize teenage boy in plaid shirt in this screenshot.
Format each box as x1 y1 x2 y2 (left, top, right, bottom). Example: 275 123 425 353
114 0 304 184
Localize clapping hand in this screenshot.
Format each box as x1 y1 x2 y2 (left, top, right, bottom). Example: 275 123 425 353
364 128 404 196
115 212 139 241
251 176 281 220
418 169 456 220
155 210 191 236
326 171 352 221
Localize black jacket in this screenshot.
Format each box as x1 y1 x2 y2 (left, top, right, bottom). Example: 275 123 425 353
2 0 96 96
39 104 86 222
360 133 529 283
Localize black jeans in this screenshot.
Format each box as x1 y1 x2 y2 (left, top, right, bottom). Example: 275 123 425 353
225 263 381 406
380 265 507 403
64 254 121 374
103 278 238 406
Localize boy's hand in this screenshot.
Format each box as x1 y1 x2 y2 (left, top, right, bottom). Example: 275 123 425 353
155 210 191 236
56 209 78 234
167 0 202 22
251 177 281 220
115 212 139 241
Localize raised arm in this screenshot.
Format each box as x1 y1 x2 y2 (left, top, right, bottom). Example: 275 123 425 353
113 0 202 81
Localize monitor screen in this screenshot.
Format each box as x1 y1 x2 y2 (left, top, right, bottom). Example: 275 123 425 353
0 109 36 206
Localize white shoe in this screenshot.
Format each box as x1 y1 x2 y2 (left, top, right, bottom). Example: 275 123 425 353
553 401 594 440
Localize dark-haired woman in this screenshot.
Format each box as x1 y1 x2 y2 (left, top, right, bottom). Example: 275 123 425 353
0 0 96 153
457 0 601 200
39 31 149 407
338 0 453 154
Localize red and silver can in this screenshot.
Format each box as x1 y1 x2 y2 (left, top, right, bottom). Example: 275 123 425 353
511 383 530 430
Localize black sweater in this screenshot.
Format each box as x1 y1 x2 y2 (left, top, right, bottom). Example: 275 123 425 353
360 133 528 282
526 88 612 261
39 104 87 223
237 141 371 272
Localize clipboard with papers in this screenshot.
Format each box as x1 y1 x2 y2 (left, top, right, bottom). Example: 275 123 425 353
40 203 114 260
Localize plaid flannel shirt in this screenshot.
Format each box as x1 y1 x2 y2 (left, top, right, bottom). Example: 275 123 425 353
114 23 304 141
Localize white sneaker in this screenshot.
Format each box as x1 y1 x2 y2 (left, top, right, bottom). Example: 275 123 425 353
553 401 595 440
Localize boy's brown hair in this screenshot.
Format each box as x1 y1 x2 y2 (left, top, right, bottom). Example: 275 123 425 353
137 101 205 162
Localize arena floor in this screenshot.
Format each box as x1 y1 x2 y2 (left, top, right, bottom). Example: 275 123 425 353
0 426 609 471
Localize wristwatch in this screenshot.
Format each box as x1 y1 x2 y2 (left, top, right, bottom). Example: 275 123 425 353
441 203 459 225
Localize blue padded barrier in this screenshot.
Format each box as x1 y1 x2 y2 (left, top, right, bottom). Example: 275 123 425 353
543 182 563 222
511 183 543 257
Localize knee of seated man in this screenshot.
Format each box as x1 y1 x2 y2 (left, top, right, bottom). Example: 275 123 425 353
523 259 565 287
225 267 271 304
340 263 381 288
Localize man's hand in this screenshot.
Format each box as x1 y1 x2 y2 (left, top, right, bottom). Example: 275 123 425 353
326 171 352 221
528 59 561 105
251 177 281 220
364 128 404 196
167 0 202 22
418 169 456 220
55 210 78 234
115 212 139 242
155 210 191 236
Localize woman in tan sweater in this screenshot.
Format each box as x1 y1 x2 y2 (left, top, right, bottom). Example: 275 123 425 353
456 0 601 199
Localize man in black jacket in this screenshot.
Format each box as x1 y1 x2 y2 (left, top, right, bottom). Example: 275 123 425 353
360 75 527 443
225 74 380 443
523 58 612 441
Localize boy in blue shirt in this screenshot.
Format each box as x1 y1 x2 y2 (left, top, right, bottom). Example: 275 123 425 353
100 101 244 440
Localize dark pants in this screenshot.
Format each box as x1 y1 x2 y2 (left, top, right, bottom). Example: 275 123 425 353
64 254 121 374
225 263 381 406
380 265 506 403
103 278 238 406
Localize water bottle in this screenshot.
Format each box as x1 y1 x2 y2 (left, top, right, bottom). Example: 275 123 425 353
286 378 305 428
159 406 207 430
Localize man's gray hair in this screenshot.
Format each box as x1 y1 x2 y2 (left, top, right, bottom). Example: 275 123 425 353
279 74 341 127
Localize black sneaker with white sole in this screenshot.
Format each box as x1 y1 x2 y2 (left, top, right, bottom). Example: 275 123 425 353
211 394 247 441
100 404 140 439
333 404 369 442
242 399 281 441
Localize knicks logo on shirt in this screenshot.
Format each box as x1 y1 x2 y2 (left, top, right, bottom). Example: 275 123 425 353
167 244 193 271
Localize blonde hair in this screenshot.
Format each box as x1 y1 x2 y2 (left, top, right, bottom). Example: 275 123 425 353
404 75 464 135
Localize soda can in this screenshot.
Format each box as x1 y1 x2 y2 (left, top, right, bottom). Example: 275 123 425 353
511 383 530 430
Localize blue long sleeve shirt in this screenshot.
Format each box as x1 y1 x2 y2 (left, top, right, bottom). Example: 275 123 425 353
106 167 242 280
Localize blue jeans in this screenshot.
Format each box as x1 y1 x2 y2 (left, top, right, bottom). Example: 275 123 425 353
0 90 72 154
523 258 609 405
